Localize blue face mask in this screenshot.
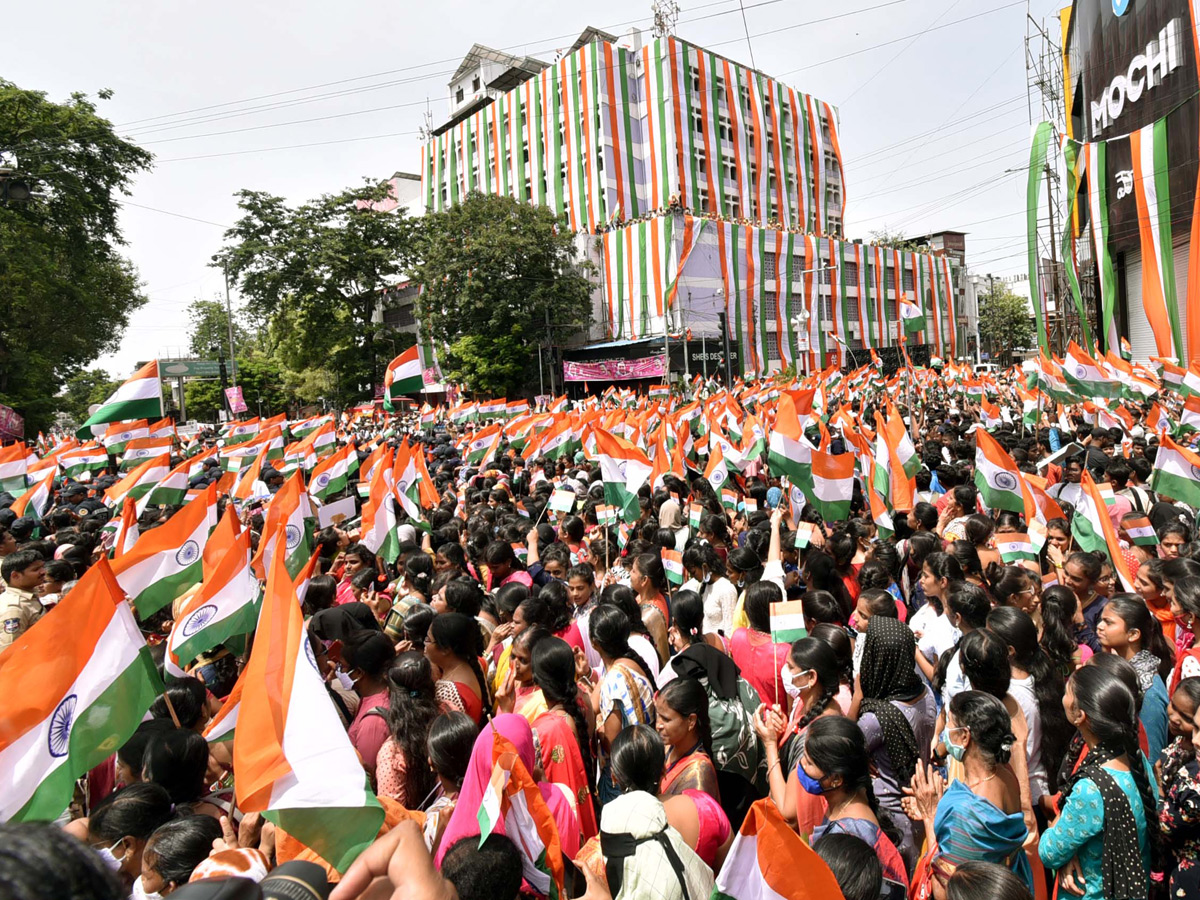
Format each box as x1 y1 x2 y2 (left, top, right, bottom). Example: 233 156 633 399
941 727 967 762
796 767 826 795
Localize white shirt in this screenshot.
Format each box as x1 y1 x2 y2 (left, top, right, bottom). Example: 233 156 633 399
916 612 959 665
1009 675 1047 803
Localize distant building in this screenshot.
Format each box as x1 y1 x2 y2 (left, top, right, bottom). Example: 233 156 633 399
418 26 964 384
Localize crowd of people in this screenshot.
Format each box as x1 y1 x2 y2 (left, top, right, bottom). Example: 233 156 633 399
4 358 1200 900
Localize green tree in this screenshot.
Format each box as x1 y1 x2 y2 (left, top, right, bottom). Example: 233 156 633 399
183 350 289 423
868 227 931 253
979 284 1035 366
412 193 592 396
0 81 152 431
187 298 252 358
213 181 418 408
58 368 121 428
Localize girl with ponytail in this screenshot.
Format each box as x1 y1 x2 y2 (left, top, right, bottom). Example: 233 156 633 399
1040 665 1157 900
1097 594 1174 762
752 637 843 831
425 612 491 724
803 716 909 889
530 637 598 840
656 677 719 800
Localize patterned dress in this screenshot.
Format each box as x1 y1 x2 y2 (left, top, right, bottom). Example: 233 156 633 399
1160 739 1200 898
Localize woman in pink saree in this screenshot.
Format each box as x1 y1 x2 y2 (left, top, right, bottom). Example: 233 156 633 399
432 713 581 878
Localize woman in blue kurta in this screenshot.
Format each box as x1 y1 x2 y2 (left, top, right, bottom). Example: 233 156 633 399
1039 664 1158 900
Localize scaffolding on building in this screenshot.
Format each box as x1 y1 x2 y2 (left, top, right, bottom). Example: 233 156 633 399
1025 3 1100 356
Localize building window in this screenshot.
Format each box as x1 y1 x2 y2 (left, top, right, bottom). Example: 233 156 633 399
763 255 776 280
472 76 481 92
903 269 914 291
765 331 780 361
844 262 858 287
456 86 464 103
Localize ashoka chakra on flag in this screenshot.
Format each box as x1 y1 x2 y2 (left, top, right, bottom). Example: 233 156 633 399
285 524 302 550
175 540 201 566
182 604 218 638
991 471 1019 491
48 694 78 759
314 473 330 488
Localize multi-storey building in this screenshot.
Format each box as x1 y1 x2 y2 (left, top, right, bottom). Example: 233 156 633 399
420 27 962 379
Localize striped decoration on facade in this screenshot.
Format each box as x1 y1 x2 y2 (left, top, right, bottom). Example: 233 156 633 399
420 36 847 237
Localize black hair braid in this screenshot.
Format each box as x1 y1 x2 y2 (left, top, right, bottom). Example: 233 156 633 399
797 683 838 731
1122 731 1163 868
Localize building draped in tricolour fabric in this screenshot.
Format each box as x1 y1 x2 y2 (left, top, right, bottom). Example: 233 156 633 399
420 28 962 377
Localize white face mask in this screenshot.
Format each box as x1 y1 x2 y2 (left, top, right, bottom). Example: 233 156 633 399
701 572 712 585
96 839 125 872
133 876 164 900
781 666 810 699
335 668 356 692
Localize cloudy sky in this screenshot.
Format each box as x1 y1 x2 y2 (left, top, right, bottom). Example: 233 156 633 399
11 0 1064 379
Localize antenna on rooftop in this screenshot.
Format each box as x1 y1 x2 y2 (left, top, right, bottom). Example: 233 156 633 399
652 0 680 38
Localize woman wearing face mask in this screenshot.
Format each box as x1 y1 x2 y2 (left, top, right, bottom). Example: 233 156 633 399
1039 665 1158 900
753 637 844 832
86 782 176 892
802 716 909 889
341 628 397 782
903 691 1032 897
855 616 937 871
136 817 223 899
729 581 793 709
682 544 738 637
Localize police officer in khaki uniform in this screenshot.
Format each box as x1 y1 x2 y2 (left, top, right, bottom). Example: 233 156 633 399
1 548 47 648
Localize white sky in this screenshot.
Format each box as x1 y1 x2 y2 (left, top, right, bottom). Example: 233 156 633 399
9 0 1065 379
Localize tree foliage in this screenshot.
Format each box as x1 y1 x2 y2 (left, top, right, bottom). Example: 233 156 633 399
214 181 418 408
412 193 592 396
187 298 252 359
979 284 1035 366
183 351 289 423
868 227 930 253
58 369 121 428
0 81 152 432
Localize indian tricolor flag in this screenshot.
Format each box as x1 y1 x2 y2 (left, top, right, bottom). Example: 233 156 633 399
974 429 1025 514
309 441 358 501
233 547 384 873
662 548 684 586
61 443 109 480
475 734 566 899
143 455 193 507
120 436 174 471
108 496 139 559
202 669 243 744
0 559 162 822
1150 434 1200 509
809 448 854 523
705 440 729 494
767 393 813 491
104 454 170 509
595 428 653 524
250 472 314 580
769 600 807 644
899 296 925 333
1122 515 1158 548
1063 342 1114 398
167 525 258 673
996 533 1038 564
76 361 163 438
10 469 55 522
384 345 423 401
111 483 218 618
0 443 29 495
465 424 503 467
360 446 400 564
979 398 1002 429
1071 472 1136 592
713 799 844 900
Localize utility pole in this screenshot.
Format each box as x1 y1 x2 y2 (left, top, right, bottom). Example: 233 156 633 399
544 307 556 396
223 262 239 387
682 293 691 381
